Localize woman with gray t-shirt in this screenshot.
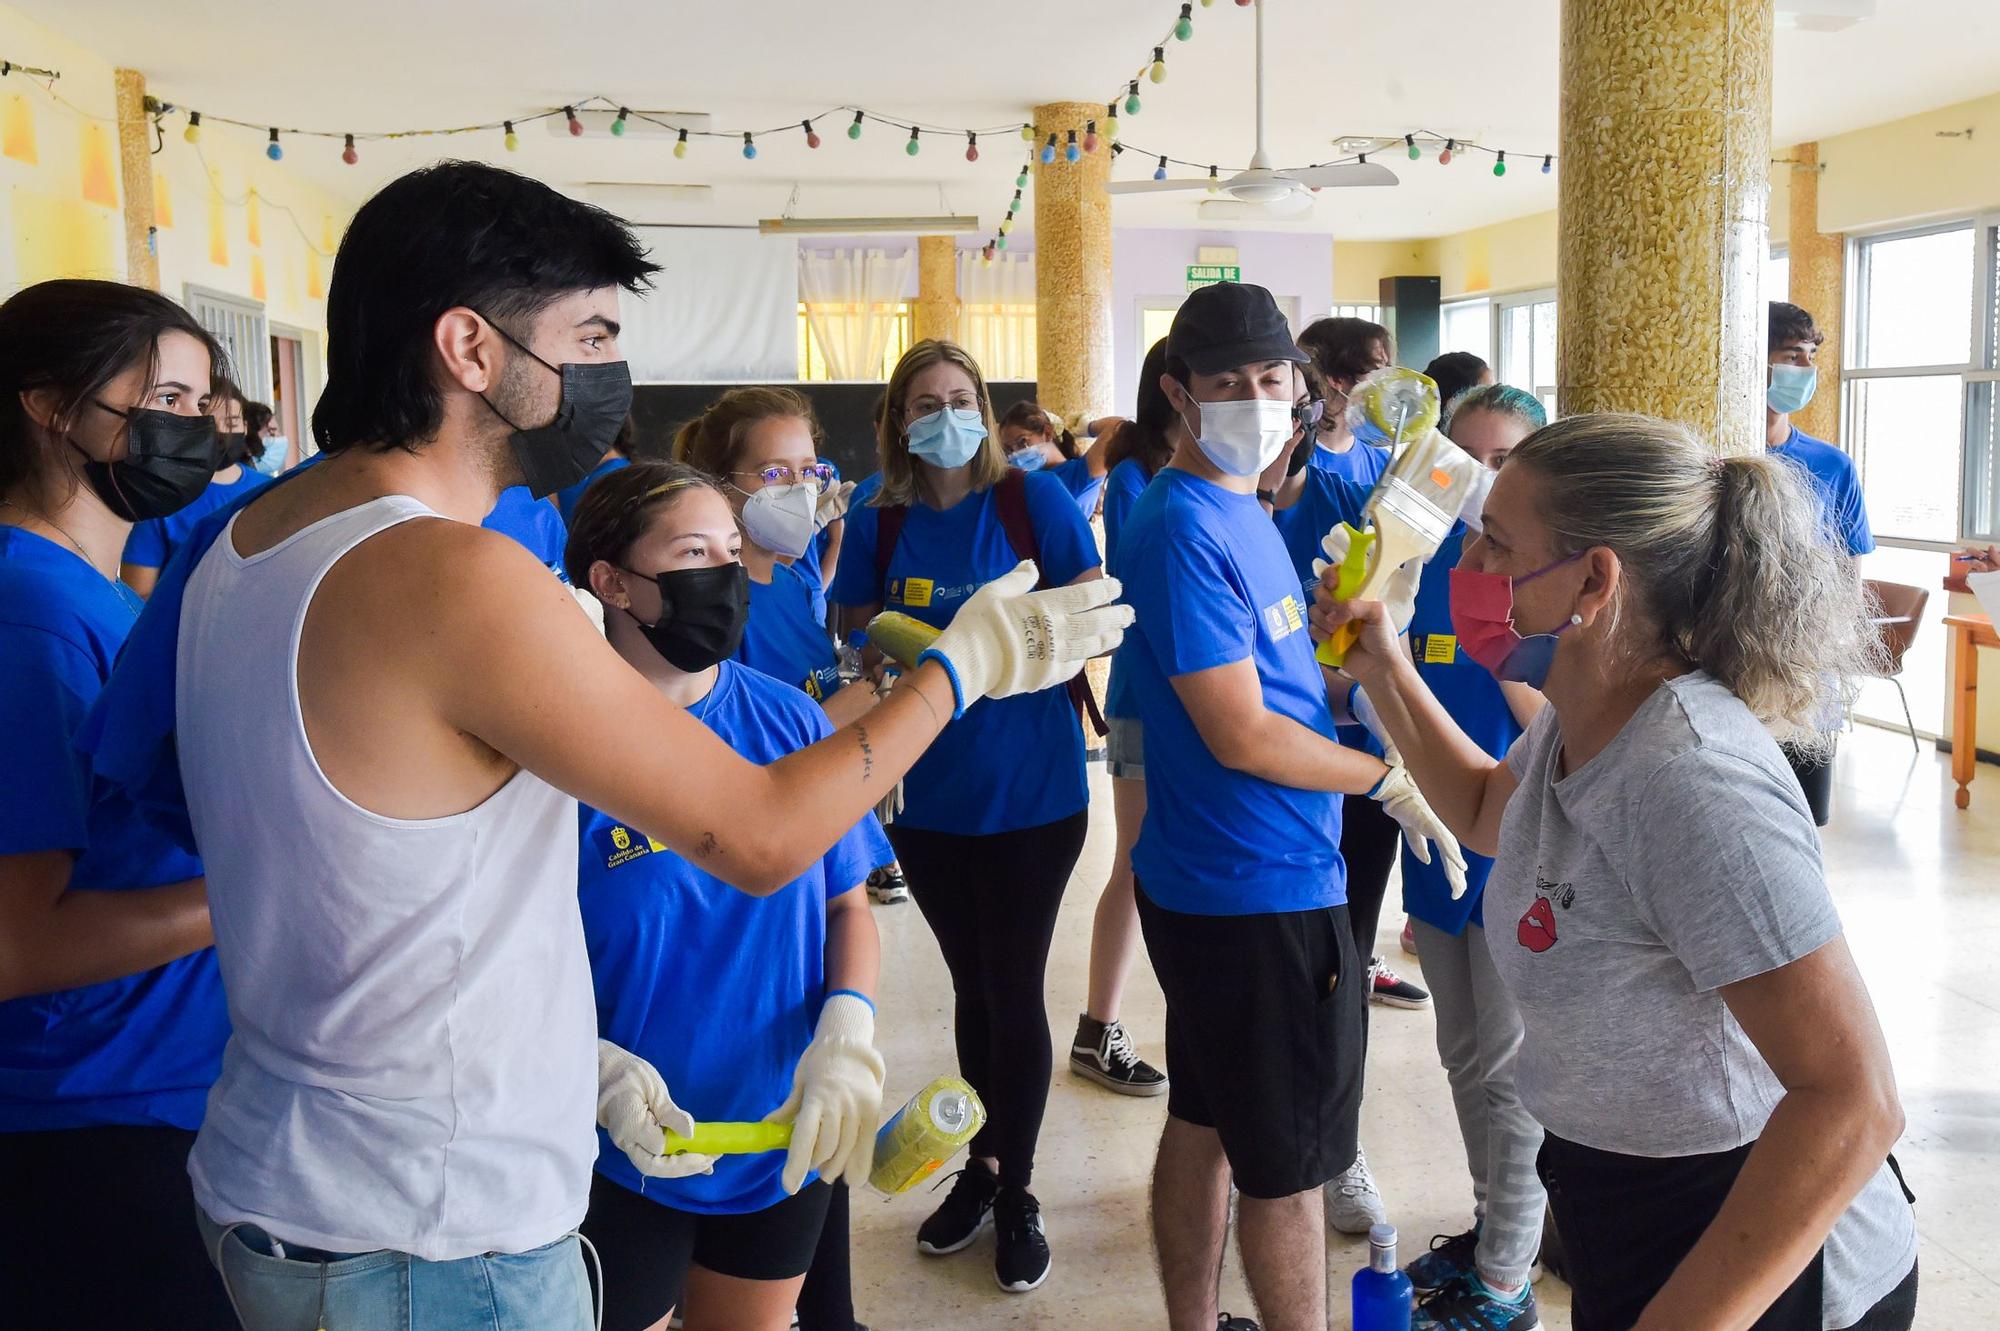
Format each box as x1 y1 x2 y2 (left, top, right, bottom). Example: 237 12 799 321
1318 414 1917 1331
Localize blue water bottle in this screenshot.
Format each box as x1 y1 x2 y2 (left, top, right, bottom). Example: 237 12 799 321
1353 1223 1414 1331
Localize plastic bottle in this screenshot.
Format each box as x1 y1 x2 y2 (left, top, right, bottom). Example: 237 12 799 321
1352 1223 1414 1331
868 1075 986 1194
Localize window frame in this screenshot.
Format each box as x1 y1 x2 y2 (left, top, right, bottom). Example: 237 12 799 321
794 300 914 383
1841 214 2000 549
1493 287 1558 406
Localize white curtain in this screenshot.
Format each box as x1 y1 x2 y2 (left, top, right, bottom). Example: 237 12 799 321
797 247 915 381
619 227 797 381
957 251 1037 381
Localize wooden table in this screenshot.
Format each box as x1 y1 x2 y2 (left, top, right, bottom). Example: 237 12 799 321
1946 612 1999 809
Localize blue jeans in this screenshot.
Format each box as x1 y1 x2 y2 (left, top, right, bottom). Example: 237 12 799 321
197 1209 596 1330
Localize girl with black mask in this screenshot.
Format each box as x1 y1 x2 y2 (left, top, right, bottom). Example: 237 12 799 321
120 375 273 597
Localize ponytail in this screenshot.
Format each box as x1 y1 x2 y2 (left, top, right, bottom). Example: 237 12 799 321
1510 414 1881 743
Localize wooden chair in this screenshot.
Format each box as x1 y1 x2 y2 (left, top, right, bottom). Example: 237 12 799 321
1863 579 1930 752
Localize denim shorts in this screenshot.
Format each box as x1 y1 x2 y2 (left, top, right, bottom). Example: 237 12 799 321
197 1208 595 1331
1105 715 1144 780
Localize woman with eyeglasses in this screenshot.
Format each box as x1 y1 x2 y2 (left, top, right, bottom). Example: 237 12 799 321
829 339 1104 1296
0 279 234 1323
677 388 877 728
567 462 889 1331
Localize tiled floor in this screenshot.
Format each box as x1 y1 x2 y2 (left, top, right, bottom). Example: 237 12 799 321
849 722 1999 1328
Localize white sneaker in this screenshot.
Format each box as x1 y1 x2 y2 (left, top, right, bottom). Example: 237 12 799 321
1325 1147 1389 1234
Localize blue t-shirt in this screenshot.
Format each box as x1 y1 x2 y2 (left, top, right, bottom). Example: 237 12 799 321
483 486 571 582
579 662 890 1214
1121 469 1345 915
1102 459 1156 723
1399 524 1524 935
1771 427 1873 556
121 468 271 572
1272 470 1377 754
739 561 843 703
1309 440 1390 486
555 455 631 528
1048 455 1106 519
829 473 1100 835
0 528 227 1131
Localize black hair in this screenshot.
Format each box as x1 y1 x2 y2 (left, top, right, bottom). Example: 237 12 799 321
1107 338 1180 479
241 400 274 465
1423 351 1490 418
0 278 227 499
563 459 721 592
1767 301 1824 354
312 160 659 456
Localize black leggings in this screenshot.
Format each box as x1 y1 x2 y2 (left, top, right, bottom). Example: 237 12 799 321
795 1180 855 1331
889 810 1088 1191
0 1124 235 1327
1339 791 1400 958
1782 738 1837 827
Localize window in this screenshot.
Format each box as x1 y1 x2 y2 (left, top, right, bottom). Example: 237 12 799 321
957 251 1037 381
1495 288 1557 415
1766 247 1790 307
1325 303 1384 324
184 285 271 406
1845 219 2000 546
795 301 913 382
1439 298 1492 364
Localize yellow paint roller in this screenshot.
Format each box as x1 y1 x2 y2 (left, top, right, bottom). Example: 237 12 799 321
1316 370 1483 668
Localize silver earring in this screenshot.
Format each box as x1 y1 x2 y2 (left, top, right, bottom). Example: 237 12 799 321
1570 613 1584 626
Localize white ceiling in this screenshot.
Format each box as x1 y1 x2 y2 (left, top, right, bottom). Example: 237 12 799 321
26 0 2000 239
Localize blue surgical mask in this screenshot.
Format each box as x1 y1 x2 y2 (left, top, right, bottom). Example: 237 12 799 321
907 407 988 470
1767 364 1817 416
1006 448 1047 472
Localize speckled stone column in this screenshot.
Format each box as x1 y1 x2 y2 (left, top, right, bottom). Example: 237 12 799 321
914 235 962 346
1557 0 1773 454
1033 101 1113 419
1786 143 1844 443
114 68 160 290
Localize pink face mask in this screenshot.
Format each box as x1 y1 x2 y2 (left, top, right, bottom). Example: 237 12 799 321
1448 551 1585 688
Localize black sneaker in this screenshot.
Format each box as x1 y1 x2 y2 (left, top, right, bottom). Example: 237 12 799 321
1217 1314 1261 1330
993 1186 1051 1293
866 866 909 905
916 1161 998 1256
1070 1015 1167 1096
1370 956 1432 1010
1406 1229 1479 1293
1413 1275 1542 1331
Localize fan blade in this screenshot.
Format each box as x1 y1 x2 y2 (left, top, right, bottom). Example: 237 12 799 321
1104 178 1223 195
1281 161 1401 189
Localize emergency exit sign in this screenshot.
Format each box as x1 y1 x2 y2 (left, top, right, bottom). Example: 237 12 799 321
1186 264 1242 290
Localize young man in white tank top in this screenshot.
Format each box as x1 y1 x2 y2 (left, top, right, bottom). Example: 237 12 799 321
170 161 1132 1330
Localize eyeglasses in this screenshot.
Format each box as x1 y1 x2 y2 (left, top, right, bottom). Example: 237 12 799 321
730 463 834 488
1294 399 1326 430
907 396 980 415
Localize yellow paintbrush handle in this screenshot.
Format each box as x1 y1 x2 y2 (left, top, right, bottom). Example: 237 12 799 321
1315 526 1378 668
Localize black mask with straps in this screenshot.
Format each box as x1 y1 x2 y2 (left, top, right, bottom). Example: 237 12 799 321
476 314 633 499
623 563 750 673
76 403 220 521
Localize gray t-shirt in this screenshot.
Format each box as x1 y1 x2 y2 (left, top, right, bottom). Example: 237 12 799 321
1491 672 1915 1328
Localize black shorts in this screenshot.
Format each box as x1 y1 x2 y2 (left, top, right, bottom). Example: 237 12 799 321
582 1173 833 1331
1136 882 1367 1199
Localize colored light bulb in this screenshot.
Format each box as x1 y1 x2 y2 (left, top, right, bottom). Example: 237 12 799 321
1405 133 1420 161
1016 170 1029 188
1126 83 1142 115
504 120 519 152
1176 4 1194 38
1083 122 1099 153
742 133 757 160
1542 154 1553 175
183 111 201 144
1439 139 1455 165
565 107 583 137
804 120 821 149
1151 48 1168 83
611 108 629 137
674 129 688 159
907 127 921 156
1154 156 1168 181
996 235 1008 250
850 112 865 140
1041 133 1057 165
1065 130 1080 163
1021 123 1034 143
1493 151 1506 176
965 133 979 162
1104 107 1120 140
266 128 282 161
341 133 357 165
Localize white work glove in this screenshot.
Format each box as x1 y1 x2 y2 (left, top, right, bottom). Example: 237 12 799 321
764 993 886 1194
1370 763 1469 899
920 561 1134 715
816 479 857 532
1313 526 1420 637
596 1039 715 1179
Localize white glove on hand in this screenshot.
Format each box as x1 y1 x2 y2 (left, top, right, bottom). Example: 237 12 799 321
596 1039 715 1179
920 562 1134 715
816 479 857 532
764 993 886 1194
1370 763 1469 899
1312 526 1420 637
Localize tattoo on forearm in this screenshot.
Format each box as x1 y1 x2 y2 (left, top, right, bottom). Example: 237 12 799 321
856 723 875 781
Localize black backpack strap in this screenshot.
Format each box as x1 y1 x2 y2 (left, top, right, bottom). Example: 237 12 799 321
994 471 1107 737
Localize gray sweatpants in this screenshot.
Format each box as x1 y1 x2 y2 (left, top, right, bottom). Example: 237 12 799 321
1412 917 1546 1288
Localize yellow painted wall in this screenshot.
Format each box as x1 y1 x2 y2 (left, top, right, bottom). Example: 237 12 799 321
1817 90 2000 234
0 0 346 338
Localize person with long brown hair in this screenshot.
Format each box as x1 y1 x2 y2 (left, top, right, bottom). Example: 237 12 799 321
829 338 1104 1294
119 374 272 597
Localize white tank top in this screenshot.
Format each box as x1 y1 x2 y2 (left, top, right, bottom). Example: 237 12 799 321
178 495 597 1261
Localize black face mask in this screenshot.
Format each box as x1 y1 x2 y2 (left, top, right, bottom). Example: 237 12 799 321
78 403 220 521
477 316 633 499
1286 397 1327 477
624 563 750 673
218 431 256 466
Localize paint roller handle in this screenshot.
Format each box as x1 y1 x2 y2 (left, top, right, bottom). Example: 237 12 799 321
661 1121 793 1157
1314 525 1380 668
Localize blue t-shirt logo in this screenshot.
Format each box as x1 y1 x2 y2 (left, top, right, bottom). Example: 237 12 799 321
597 824 665 870
1261 594 1305 642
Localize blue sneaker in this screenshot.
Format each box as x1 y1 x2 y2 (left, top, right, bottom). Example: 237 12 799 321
1406 1229 1478 1293
1413 1275 1541 1331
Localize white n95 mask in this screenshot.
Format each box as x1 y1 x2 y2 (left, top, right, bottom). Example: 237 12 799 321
738 481 819 559
1188 397 1296 478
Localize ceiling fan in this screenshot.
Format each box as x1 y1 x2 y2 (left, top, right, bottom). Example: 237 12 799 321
1104 0 1398 212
